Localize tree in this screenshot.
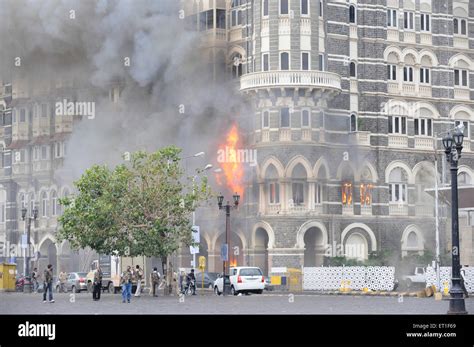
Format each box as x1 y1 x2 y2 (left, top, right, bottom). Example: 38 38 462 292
57 146 211 294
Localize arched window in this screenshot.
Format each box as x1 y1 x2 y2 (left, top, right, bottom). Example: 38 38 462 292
291 164 307 206
51 190 58 216
349 5 356 23
41 191 48 217
266 164 280 205
458 172 472 186
389 168 408 204
349 62 356 77
350 114 357 132
280 108 290 128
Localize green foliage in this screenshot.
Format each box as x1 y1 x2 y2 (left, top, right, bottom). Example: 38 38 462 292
57 146 212 259
324 250 395 267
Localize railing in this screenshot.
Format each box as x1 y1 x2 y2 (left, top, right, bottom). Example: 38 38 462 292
402 83 415 95
301 129 312 141
414 137 434 150
266 204 281 215
360 205 372 215
12 163 30 175
261 129 270 142
387 28 399 41
454 36 469 49
419 85 432 97
349 131 370 146
389 203 408 216
403 31 416 43
416 204 433 217
388 134 408 147
279 128 291 142
288 204 308 214
454 88 470 100
349 25 358 39
241 70 342 92
387 82 399 94
313 204 323 214
229 28 242 42
300 18 311 35
279 18 291 35
420 32 432 45
342 204 353 215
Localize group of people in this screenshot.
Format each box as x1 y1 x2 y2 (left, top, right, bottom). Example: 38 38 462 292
119 265 146 303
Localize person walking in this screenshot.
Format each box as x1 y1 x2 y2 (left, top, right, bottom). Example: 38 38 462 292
31 268 38 293
59 271 67 293
186 269 196 295
43 264 54 303
150 267 161 297
93 266 103 301
120 266 132 303
134 265 143 297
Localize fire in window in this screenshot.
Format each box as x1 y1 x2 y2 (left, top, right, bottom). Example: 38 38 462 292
360 183 373 206
342 182 353 205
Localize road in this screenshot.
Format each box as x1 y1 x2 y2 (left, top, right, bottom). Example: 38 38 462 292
1 291 473 314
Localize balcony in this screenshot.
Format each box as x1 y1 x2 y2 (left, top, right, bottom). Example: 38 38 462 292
300 18 311 35
387 82 399 94
388 134 408 147
403 31 416 43
261 129 270 142
229 28 242 42
415 204 433 217
454 36 469 49
414 137 434 150
419 85 432 98
389 203 408 216
301 129 312 141
266 204 281 215
360 205 372 215
342 204 353 215
420 32 432 45
288 204 308 214
454 88 470 100
387 28 399 41
349 131 370 146
240 71 342 93
279 18 291 35
279 128 291 142
402 83 415 95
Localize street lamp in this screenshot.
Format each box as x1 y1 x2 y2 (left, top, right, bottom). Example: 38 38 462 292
21 206 38 293
217 193 239 296
442 128 467 315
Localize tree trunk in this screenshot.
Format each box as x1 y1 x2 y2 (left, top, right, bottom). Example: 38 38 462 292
162 256 173 295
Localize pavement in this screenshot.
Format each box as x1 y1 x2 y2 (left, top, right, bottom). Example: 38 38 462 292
1 291 473 314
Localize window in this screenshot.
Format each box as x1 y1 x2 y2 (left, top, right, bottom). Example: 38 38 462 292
414 118 433 136
420 13 430 32
319 0 323 17
29 193 35 214
389 168 408 203
342 182 353 206
388 116 407 134
404 11 414 30
262 53 269 71
33 146 39 161
360 184 373 206
301 52 310 70
19 193 26 210
231 9 242 27
20 109 26 122
454 69 468 87
232 54 243 78
387 9 397 27
318 54 325 71
349 5 356 23
301 110 310 127
232 0 241 6
455 120 469 139
292 182 305 205
280 0 289 15
403 66 414 82
51 191 58 216
301 0 309 16
458 172 471 185
262 0 269 17
41 146 48 160
269 182 280 204
55 142 62 158
41 104 47 117
349 62 356 77
41 192 48 217
16 149 26 163
280 108 290 127
216 9 226 29
419 67 430 84
350 114 357 132
387 64 397 80
454 18 467 36
262 111 269 128
315 183 323 204
280 52 290 70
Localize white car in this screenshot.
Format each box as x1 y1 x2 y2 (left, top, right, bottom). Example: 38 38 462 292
214 267 265 296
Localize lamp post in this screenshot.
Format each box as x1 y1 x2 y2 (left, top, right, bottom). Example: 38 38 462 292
442 127 468 315
21 206 38 293
217 193 240 296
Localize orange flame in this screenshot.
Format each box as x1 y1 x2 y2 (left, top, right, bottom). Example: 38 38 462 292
216 124 244 198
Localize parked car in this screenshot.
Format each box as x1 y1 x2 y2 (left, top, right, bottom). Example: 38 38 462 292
53 272 88 293
195 272 220 289
37 277 58 293
213 275 230 296
214 267 265 296
264 276 274 291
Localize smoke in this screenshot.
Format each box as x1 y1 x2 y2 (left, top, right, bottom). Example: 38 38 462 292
0 0 246 180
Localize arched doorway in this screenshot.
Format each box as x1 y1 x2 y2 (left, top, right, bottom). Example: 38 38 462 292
254 227 269 275
39 238 58 276
303 227 324 266
214 232 244 270
344 232 368 261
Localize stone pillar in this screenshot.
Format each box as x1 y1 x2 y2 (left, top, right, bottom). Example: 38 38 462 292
258 180 266 214
280 179 290 212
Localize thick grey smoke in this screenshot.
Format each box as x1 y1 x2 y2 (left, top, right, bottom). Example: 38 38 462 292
0 0 247 180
